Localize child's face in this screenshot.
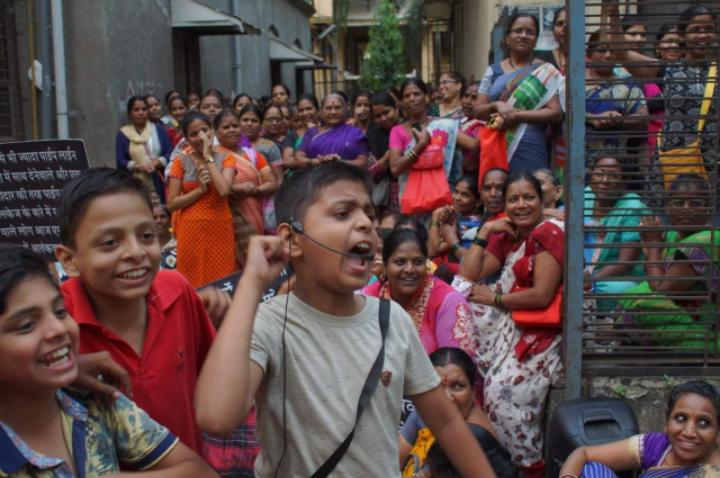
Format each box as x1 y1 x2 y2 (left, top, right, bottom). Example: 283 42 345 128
295 180 377 292
452 180 478 215
0 276 79 392
56 192 161 303
185 119 212 153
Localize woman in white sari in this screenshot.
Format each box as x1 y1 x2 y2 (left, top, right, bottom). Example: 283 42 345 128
453 172 564 477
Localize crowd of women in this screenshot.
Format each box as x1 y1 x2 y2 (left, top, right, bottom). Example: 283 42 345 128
110 2 719 476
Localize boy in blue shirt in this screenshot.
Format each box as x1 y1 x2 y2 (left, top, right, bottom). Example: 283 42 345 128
0 243 217 477
196 162 495 477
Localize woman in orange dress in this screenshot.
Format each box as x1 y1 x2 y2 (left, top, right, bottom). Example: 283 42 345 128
213 109 278 269
167 110 237 287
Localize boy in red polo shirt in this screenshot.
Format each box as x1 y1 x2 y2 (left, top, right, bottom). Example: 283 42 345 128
54 168 216 455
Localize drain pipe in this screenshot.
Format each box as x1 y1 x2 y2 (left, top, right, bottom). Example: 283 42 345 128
230 0 243 96
51 0 68 138
38 0 53 138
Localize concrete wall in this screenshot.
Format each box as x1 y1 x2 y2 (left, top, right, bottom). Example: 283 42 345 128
62 0 174 167
12 0 312 166
199 0 313 99
14 0 174 166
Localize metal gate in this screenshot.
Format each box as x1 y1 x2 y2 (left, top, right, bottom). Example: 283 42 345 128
563 0 720 398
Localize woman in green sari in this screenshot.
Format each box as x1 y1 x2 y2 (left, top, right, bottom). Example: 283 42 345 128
584 155 651 310
617 174 718 348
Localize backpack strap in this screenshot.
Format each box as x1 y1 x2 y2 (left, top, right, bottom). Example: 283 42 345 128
309 299 391 478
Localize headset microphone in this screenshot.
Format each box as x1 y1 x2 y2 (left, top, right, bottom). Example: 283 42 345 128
290 219 375 261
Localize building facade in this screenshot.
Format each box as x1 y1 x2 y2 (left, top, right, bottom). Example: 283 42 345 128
6 0 316 166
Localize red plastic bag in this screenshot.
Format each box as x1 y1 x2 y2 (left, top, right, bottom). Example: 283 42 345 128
401 143 452 214
478 127 509 186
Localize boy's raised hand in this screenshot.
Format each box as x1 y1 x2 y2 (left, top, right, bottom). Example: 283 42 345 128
242 236 289 290
74 351 132 399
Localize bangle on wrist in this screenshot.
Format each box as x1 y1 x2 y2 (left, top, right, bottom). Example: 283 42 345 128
429 220 441 228
472 236 488 248
494 293 504 307
451 242 461 253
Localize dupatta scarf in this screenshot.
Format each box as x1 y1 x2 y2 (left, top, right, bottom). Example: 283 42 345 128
120 123 155 189
498 62 562 162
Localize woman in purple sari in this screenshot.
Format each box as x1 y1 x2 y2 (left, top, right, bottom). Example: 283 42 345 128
560 380 720 478
295 93 369 169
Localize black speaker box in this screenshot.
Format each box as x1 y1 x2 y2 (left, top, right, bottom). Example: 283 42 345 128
547 398 639 477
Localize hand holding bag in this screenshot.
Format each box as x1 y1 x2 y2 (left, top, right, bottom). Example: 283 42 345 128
511 286 563 328
400 142 453 214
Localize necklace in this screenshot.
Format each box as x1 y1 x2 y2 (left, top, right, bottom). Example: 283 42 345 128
509 56 533 70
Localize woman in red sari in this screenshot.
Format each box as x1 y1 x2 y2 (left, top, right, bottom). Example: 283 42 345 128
452 171 564 477
213 109 278 268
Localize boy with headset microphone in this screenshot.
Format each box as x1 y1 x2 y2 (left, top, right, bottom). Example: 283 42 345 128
195 161 495 477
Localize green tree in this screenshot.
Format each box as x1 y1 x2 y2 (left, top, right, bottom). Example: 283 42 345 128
360 0 405 91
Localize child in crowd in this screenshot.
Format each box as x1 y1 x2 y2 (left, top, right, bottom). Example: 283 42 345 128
0 243 217 477
153 203 177 270
429 176 483 263
196 162 496 477
54 168 222 455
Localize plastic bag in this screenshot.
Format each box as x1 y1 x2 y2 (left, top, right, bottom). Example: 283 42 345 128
400 145 452 214
478 126 509 186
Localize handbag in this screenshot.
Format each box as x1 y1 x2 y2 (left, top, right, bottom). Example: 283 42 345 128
309 299 390 478
511 286 563 328
400 144 452 214
657 62 716 190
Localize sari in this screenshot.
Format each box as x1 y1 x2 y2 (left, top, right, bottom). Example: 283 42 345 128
581 433 720 478
661 63 718 153
452 219 565 467
460 117 484 176
616 230 720 348
244 137 278 234
585 79 646 152
214 145 265 269
362 275 477 356
584 188 651 298
298 123 368 160
479 62 562 173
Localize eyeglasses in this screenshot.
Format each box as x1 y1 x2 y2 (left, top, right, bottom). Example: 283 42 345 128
686 24 716 34
439 79 459 86
510 28 537 37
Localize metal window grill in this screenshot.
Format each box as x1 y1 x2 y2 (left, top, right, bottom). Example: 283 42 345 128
0 0 22 141
564 0 720 395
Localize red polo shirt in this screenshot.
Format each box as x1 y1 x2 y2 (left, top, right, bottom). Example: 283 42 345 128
61 270 216 454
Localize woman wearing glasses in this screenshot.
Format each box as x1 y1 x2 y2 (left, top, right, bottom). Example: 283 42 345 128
474 13 563 174
429 71 466 119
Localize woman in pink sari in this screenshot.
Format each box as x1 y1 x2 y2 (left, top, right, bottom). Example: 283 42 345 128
363 228 477 356
213 110 278 268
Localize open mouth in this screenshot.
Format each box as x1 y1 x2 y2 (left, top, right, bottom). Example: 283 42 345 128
117 267 150 280
348 241 374 260
38 345 72 368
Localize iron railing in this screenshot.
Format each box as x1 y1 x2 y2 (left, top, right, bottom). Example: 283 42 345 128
564 0 720 396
